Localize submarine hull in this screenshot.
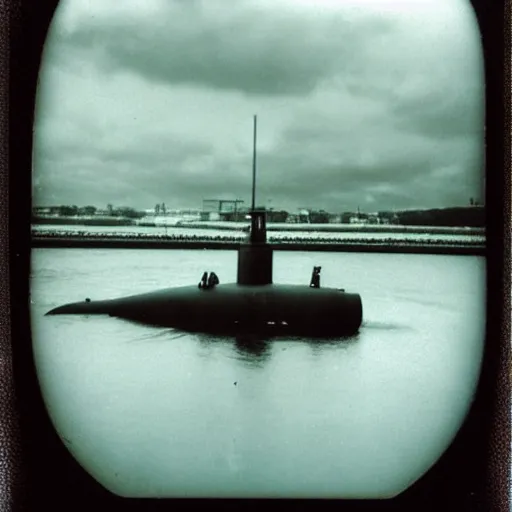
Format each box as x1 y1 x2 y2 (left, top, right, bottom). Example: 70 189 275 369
46 284 363 337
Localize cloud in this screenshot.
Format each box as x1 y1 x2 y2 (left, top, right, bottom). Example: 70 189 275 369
33 0 485 212
50 0 399 97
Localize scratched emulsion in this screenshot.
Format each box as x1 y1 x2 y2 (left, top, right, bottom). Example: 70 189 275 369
30 249 485 498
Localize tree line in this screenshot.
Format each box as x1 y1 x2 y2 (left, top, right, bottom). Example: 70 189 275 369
34 205 145 219
388 206 485 228
34 205 485 227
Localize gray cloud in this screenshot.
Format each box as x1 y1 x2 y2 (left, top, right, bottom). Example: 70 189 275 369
33 0 485 213
53 1 397 97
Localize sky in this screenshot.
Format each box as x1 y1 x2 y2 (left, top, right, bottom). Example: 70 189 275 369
32 0 485 213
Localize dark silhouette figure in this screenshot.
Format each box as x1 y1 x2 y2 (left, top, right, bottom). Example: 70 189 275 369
310 266 321 288
207 272 219 289
198 272 208 289
199 272 219 290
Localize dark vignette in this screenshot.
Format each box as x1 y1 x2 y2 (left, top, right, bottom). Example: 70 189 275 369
3 0 510 511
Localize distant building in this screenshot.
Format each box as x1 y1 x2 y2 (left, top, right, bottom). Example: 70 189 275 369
340 212 352 224
202 198 245 221
349 215 368 224
180 209 201 221
297 209 310 223
309 210 330 223
265 210 289 223
285 214 300 224
378 211 400 225
33 206 58 216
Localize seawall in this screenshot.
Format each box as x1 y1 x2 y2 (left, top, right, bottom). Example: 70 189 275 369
31 235 485 256
176 222 485 236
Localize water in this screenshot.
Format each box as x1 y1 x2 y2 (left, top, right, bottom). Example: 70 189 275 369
30 248 486 498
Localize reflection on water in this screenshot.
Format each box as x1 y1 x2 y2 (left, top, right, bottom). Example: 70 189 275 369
362 320 413 331
177 330 361 369
195 332 274 365
233 334 272 365
124 328 188 345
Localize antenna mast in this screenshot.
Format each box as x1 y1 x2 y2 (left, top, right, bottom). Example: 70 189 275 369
237 114 273 285
251 115 257 211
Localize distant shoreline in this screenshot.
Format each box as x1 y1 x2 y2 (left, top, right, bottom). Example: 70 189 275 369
31 235 485 256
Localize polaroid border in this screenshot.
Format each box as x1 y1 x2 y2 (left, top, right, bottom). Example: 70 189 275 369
2 0 510 510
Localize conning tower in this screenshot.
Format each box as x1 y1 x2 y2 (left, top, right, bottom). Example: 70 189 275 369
237 115 273 285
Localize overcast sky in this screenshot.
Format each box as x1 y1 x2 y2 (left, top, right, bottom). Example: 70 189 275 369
33 0 484 213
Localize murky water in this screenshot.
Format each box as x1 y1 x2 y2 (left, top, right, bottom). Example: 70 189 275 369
30 248 485 498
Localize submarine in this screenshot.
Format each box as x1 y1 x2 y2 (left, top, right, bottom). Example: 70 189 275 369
46 116 363 337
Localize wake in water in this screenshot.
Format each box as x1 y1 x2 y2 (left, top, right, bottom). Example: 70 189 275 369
362 319 412 331
124 327 189 344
